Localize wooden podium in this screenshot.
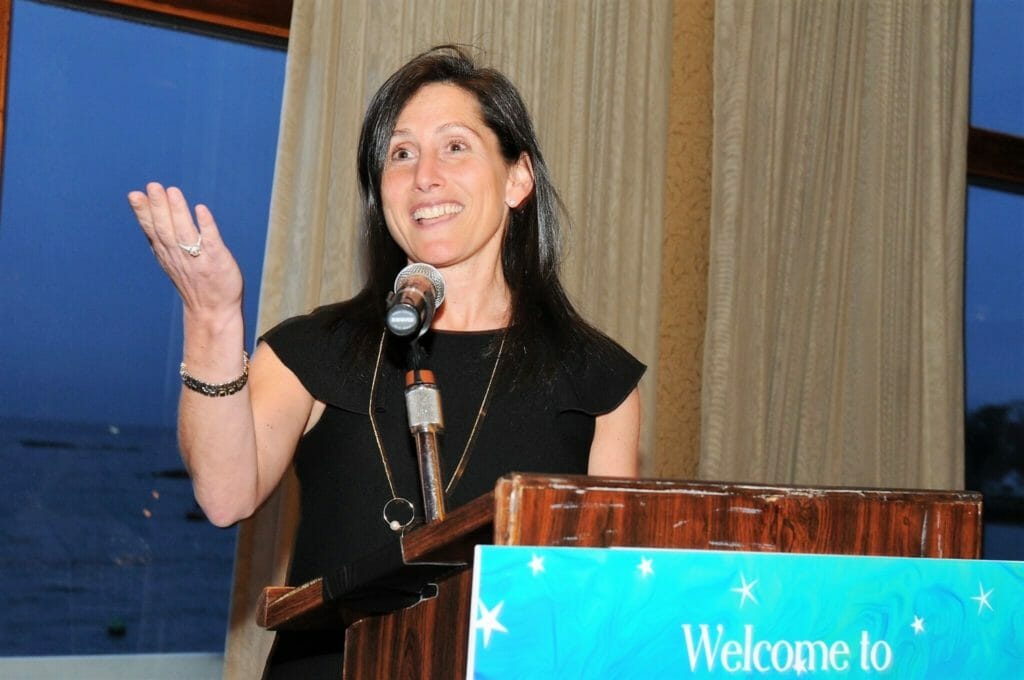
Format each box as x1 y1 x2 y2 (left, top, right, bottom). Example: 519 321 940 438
257 473 982 678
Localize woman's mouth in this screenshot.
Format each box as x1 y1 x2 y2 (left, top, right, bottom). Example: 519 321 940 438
412 202 463 223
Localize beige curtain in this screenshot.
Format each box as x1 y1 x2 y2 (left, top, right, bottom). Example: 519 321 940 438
701 0 971 489
224 1 673 676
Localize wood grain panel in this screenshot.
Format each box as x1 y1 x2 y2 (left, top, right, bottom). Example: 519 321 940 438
67 0 292 38
493 474 982 559
0 0 9 187
968 126 1024 193
343 572 473 678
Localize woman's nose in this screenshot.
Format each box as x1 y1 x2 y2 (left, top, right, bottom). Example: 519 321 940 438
414 154 443 192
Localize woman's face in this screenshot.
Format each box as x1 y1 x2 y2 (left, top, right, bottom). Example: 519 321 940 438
380 83 533 272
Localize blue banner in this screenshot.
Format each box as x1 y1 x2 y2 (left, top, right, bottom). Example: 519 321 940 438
466 546 1024 678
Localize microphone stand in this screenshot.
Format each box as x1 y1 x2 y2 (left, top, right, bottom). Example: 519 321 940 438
404 367 446 523
389 263 448 525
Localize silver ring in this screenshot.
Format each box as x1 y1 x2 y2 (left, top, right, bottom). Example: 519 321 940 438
177 234 202 257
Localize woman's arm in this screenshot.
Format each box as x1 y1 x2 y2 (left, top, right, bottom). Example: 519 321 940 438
587 387 641 477
128 183 311 526
178 341 312 526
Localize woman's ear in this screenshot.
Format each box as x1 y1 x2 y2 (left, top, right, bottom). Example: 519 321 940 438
505 153 535 208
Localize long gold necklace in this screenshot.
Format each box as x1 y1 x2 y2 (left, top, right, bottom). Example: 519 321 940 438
368 329 505 532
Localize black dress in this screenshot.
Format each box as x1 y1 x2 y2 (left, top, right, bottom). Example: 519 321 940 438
260 302 644 677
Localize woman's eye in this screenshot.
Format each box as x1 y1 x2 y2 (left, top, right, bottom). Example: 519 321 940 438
447 141 467 153
390 147 413 161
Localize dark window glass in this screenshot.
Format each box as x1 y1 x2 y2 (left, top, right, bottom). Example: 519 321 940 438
965 0 1024 549
964 186 1024 516
0 0 285 655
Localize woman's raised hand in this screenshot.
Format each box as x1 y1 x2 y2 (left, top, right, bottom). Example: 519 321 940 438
128 182 265 525
127 182 244 318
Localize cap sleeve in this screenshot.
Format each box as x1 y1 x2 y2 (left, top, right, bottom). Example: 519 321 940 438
558 336 646 415
259 302 371 413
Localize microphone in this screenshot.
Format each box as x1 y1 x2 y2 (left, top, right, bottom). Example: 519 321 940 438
386 263 446 338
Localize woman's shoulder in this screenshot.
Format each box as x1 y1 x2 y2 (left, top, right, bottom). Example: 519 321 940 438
262 298 363 343
544 325 646 416
259 296 378 408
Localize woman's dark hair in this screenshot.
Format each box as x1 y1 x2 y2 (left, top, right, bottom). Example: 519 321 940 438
350 44 613 386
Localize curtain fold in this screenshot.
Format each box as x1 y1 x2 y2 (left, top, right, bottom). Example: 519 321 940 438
654 0 714 480
701 0 970 490
224 2 673 676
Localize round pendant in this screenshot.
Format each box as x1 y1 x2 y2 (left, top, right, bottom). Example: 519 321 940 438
383 496 416 533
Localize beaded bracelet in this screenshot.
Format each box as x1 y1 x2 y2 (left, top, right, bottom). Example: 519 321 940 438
180 351 249 397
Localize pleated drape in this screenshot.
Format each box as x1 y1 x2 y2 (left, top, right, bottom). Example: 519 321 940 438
701 0 970 490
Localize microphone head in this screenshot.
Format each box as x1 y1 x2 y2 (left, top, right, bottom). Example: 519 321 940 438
393 263 446 307
386 263 446 337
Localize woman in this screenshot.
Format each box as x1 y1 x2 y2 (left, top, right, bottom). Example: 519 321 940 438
129 45 643 675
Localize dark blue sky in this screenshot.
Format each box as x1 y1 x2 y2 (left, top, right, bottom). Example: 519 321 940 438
965 0 1024 410
0 0 284 428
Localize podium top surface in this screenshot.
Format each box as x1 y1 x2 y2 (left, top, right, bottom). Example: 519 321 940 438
408 473 982 562
258 474 982 631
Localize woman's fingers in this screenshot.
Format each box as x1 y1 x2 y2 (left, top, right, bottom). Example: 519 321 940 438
165 185 203 252
128 182 244 314
128 182 198 267
130 183 214 259
129 182 177 255
127 188 158 247
194 203 226 254
144 183 187 252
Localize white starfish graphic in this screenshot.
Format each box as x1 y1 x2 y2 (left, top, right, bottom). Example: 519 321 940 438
731 573 759 607
528 553 545 576
475 600 508 648
911 615 925 635
637 556 654 577
972 583 994 615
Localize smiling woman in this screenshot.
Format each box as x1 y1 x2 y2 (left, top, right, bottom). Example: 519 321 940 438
124 44 644 677
380 83 534 320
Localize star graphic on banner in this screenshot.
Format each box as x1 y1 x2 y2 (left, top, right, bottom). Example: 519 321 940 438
911 615 926 635
971 583 994 615
731 573 759 607
637 556 655 577
475 600 508 648
528 553 545 576
793 655 807 675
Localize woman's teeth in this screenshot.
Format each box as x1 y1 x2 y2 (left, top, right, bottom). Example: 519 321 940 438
413 203 462 221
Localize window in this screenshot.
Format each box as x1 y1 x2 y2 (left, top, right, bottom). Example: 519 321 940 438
0 0 285 658
964 0 1024 552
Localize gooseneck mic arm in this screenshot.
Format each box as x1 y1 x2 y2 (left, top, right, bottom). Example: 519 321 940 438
404 368 446 523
